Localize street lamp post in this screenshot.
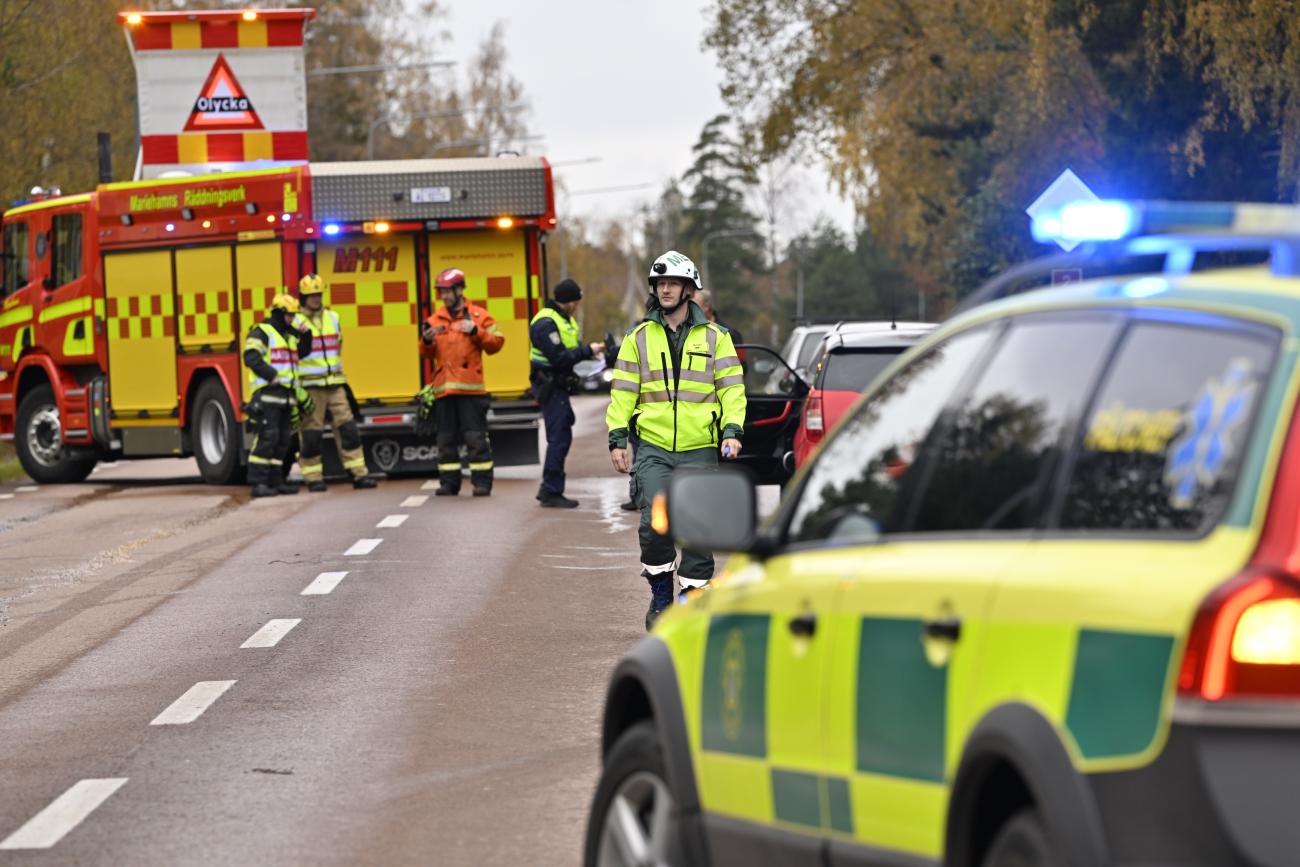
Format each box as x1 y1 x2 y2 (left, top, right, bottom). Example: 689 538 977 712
701 229 762 290
366 102 527 160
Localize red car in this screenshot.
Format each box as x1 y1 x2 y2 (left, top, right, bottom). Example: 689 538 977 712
792 321 935 468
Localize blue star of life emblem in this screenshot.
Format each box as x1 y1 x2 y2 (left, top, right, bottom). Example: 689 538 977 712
1164 358 1256 508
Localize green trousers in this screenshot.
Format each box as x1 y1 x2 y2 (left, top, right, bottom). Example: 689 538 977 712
632 442 718 586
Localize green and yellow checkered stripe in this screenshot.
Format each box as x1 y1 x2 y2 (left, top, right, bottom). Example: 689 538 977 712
106 294 175 340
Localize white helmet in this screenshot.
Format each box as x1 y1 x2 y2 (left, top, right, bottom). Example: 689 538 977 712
648 250 701 291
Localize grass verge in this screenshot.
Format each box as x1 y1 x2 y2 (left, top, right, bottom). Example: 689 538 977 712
0 443 27 482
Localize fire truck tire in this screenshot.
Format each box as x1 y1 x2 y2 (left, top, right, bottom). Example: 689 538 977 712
14 384 96 484
192 378 243 485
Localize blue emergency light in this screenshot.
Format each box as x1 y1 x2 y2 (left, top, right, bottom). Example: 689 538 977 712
323 223 341 236
1029 200 1300 246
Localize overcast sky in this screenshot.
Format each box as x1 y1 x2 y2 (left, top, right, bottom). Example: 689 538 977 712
437 0 857 245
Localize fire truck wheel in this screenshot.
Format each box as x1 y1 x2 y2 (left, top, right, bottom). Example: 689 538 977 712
14 384 96 484
192 378 244 485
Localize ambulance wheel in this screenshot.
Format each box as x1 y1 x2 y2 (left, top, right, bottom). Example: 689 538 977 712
192 378 243 485
584 721 699 867
15 384 95 484
983 808 1062 867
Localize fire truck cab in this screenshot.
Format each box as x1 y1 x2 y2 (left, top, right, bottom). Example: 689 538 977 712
0 157 554 484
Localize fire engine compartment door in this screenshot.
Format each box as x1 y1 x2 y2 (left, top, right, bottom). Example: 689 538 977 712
103 250 178 416
318 235 420 404
175 246 236 353
235 241 285 405
426 230 531 398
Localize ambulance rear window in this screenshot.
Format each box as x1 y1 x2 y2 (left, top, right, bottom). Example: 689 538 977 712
2 220 29 298
1059 318 1278 534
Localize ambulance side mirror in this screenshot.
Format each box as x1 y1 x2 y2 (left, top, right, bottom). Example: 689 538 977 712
662 467 758 554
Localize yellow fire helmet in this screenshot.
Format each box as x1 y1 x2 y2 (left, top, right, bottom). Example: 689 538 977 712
270 293 300 315
298 273 326 296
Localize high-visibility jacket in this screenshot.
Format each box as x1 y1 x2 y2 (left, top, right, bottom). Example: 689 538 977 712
246 322 297 396
607 305 746 452
419 302 505 396
294 309 346 387
529 305 581 367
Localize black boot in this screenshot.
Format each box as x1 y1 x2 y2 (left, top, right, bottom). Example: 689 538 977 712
352 476 378 489
251 483 279 498
644 572 674 631
539 491 579 508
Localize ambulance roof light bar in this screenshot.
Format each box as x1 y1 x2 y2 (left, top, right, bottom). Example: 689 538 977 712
1032 200 1300 247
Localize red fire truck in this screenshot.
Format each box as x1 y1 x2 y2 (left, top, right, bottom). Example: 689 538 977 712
0 158 555 483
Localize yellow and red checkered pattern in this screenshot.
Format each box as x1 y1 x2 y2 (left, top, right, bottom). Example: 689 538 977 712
328 281 417 329
178 290 236 346
106 294 175 340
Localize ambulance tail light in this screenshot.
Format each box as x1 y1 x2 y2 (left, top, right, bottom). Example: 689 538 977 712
1178 572 1300 701
1179 396 1300 702
805 395 824 433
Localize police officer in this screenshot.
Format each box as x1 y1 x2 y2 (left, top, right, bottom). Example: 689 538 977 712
420 267 505 496
293 274 376 491
607 251 747 629
530 278 604 508
245 293 314 498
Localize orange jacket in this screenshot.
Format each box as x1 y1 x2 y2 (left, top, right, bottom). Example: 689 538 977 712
420 302 505 396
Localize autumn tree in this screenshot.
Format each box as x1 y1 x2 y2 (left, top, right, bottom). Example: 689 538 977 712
0 0 138 202
707 0 1300 303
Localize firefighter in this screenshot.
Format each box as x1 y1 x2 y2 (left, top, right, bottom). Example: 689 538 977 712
293 273 377 491
245 293 314 498
607 251 747 629
530 278 605 508
420 267 505 496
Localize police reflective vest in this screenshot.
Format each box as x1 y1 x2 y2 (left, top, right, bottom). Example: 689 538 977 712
295 309 346 387
246 323 296 395
529 306 580 367
607 313 746 452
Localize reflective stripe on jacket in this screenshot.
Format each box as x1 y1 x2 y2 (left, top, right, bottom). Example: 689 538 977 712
529 306 580 367
246 322 296 395
606 315 746 452
294 309 346 387
419 302 505 396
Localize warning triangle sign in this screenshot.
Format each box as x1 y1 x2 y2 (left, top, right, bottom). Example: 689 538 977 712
184 54 264 132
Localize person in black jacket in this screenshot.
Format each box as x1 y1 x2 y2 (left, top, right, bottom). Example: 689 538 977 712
529 279 604 508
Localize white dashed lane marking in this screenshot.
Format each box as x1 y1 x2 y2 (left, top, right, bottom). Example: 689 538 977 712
400 495 428 508
301 571 348 596
0 493 13 500
240 619 301 649
376 514 408 529
0 778 128 850
344 538 383 556
15 485 37 493
150 680 236 726
421 480 440 490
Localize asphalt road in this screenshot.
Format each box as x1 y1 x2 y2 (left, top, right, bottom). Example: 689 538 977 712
0 395 653 866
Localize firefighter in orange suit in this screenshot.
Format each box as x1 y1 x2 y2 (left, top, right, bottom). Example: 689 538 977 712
419 267 505 496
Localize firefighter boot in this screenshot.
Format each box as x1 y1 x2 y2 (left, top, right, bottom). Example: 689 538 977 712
251 483 279 498
307 481 328 493
353 476 378 489
644 572 674 631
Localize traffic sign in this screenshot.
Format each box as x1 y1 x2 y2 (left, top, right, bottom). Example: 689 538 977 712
1026 169 1099 252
